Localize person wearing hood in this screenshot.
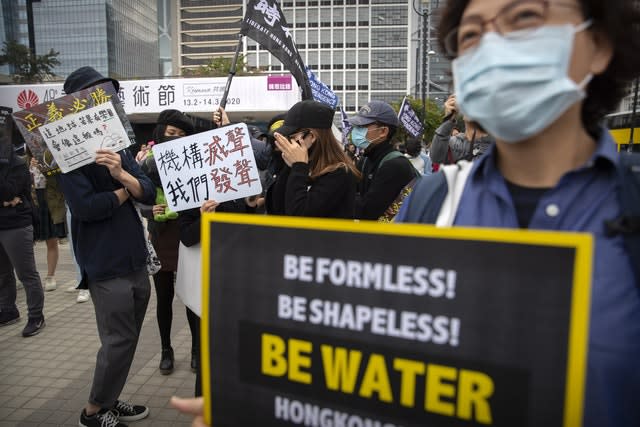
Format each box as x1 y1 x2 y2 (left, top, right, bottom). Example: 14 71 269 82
59 66 156 427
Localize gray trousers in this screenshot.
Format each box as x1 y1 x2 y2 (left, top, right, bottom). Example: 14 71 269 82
88 268 150 408
0 226 44 319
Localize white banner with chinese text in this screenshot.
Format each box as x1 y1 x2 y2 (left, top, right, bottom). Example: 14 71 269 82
1 76 299 115
39 103 130 173
153 123 262 211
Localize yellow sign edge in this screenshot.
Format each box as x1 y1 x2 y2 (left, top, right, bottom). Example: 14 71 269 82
562 239 592 427
201 215 212 425
200 212 592 427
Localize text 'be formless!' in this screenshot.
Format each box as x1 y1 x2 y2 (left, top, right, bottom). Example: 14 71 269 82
280 255 461 347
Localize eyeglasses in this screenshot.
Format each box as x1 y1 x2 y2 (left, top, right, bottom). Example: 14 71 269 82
443 0 582 57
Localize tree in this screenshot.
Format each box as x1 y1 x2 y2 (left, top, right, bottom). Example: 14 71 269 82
182 54 250 77
391 96 443 145
0 40 60 84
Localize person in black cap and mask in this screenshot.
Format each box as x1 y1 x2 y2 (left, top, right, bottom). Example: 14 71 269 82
59 66 156 427
267 100 359 218
348 100 417 220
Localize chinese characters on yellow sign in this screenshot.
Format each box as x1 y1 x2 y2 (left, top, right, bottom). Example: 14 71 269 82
12 83 134 175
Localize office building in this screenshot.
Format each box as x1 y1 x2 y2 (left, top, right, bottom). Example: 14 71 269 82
175 0 452 111
177 0 243 72
1 0 159 80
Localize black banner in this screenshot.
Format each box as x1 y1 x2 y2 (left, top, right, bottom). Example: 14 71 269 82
241 0 312 99
201 215 592 427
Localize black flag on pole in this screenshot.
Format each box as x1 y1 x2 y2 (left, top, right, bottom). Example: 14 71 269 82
241 0 313 100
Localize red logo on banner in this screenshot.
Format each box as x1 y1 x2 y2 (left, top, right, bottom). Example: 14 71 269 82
17 89 40 109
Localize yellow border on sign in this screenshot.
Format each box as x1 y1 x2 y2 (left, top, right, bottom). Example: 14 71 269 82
201 214 212 424
200 213 592 427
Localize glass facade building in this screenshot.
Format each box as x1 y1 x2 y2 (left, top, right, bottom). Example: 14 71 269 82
1 0 159 81
176 0 452 112
274 0 414 110
0 1 29 76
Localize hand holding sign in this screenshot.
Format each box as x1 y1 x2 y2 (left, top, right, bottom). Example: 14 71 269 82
95 149 123 179
200 199 220 214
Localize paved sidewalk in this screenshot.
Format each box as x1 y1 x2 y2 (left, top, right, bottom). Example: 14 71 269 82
0 241 196 426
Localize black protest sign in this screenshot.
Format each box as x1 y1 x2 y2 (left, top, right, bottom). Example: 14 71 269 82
241 0 312 99
399 97 424 138
200 214 592 427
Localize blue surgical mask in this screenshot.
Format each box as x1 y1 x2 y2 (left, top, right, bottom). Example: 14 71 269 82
452 22 593 143
351 126 371 149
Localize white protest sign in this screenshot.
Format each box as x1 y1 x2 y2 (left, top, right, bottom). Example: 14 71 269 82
153 123 262 211
38 102 130 173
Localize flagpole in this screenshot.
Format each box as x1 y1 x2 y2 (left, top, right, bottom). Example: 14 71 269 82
220 34 243 110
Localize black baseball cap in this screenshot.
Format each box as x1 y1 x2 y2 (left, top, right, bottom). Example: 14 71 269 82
348 100 399 127
277 100 335 137
64 66 120 94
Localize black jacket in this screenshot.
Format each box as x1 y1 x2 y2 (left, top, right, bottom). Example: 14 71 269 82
0 145 33 230
56 149 156 282
355 141 416 220
266 162 356 219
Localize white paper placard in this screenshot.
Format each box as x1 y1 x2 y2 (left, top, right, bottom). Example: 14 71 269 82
153 123 262 211
38 102 130 173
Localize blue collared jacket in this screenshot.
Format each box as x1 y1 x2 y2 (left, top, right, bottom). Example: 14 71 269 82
397 131 639 427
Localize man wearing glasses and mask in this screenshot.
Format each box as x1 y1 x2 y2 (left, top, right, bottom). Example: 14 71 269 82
348 100 416 220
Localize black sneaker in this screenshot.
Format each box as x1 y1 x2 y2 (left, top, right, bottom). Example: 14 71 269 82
0 309 20 327
22 316 45 337
114 400 149 422
79 408 127 427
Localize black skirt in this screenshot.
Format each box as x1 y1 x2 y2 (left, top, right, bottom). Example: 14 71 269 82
33 188 67 241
